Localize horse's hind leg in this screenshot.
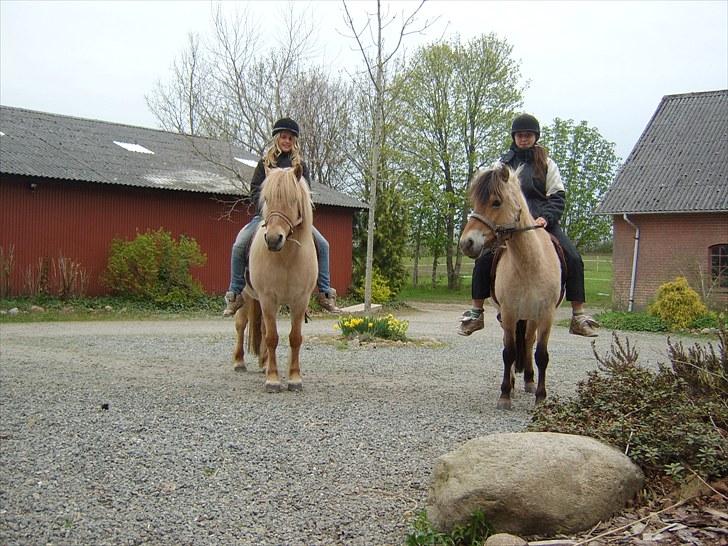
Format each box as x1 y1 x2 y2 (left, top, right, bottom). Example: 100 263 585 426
534 326 552 405
287 306 306 392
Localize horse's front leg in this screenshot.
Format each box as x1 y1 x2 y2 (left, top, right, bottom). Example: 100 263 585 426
287 304 307 392
523 321 538 394
261 304 281 392
534 324 552 405
233 299 248 371
498 323 517 410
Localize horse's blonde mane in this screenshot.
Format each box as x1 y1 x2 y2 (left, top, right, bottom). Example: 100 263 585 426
260 168 313 229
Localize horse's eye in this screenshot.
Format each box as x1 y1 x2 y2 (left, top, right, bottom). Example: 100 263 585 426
492 200 501 208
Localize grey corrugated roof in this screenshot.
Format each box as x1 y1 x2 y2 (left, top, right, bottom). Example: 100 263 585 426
596 90 728 215
0 106 365 209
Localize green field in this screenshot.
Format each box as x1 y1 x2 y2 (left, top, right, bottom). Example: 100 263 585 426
400 254 612 307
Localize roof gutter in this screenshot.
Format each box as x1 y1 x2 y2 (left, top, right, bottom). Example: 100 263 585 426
622 214 640 312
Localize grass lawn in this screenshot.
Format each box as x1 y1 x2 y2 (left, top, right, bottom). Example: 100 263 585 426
400 254 612 308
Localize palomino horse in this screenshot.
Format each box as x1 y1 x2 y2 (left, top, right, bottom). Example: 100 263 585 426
459 163 563 409
233 165 318 392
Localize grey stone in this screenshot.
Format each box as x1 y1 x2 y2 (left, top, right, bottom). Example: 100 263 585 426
427 432 644 537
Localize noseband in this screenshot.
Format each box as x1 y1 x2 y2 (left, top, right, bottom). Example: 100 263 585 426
263 211 303 246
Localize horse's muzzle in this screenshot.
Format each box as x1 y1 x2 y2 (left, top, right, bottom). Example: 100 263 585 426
264 233 285 251
460 234 488 259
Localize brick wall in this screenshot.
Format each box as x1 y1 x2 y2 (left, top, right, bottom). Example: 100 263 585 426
612 213 728 310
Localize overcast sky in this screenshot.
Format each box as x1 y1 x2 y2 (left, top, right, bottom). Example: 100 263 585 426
1 0 726 161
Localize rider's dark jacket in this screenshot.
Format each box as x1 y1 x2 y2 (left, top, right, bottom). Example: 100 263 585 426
500 143 566 230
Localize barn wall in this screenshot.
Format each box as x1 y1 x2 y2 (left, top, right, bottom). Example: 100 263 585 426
612 213 728 311
0 175 355 297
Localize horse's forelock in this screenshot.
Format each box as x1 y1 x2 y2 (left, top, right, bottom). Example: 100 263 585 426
261 168 313 226
470 168 504 207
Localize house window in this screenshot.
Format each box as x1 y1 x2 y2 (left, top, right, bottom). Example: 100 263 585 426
710 244 728 289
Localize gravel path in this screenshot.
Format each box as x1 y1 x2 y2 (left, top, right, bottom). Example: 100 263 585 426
0 303 702 545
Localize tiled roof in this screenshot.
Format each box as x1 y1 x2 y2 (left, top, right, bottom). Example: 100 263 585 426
596 90 728 214
0 106 365 209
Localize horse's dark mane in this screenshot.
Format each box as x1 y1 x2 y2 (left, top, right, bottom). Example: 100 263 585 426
469 167 505 207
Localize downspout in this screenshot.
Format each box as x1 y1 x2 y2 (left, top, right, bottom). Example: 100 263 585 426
622 214 640 312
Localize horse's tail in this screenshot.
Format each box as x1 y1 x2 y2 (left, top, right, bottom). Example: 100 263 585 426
514 319 528 373
247 299 263 356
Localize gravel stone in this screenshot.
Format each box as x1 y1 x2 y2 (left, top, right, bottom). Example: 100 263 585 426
0 303 702 545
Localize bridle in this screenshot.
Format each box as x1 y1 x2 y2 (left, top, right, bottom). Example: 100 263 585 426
263 210 303 246
467 209 544 253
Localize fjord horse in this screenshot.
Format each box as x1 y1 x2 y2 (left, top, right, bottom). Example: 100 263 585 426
459 163 563 409
233 166 318 392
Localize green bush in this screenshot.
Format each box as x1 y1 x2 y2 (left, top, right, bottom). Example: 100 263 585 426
649 277 708 330
103 229 206 306
351 268 393 303
596 311 668 332
529 330 728 485
406 509 493 546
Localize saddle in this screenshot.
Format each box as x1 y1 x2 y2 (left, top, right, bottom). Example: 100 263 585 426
490 233 567 307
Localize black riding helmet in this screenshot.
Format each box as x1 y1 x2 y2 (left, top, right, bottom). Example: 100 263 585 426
511 114 540 142
272 117 300 137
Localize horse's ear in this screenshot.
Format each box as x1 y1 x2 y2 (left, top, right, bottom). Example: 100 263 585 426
294 163 303 181
498 162 510 182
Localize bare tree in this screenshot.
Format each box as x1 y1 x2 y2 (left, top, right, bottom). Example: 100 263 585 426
341 0 434 310
146 5 353 190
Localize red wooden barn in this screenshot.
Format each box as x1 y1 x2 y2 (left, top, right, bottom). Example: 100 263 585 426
0 106 365 297
596 90 728 311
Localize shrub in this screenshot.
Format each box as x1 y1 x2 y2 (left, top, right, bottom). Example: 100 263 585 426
649 277 708 330
335 313 409 341
596 311 668 332
351 267 393 303
529 330 728 485
103 229 206 305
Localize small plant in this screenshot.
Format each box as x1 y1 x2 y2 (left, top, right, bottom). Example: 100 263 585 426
52 256 88 300
24 256 51 296
649 276 708 330
335 313 409 341
0 244 15 298
406 509 493 546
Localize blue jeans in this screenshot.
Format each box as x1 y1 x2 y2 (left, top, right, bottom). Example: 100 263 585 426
228 215 332 296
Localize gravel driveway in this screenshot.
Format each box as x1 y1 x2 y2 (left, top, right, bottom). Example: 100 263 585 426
0 303 701 545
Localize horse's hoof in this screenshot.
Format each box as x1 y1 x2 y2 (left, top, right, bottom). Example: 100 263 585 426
524 382 536 393
287 382 303 392
265 382 282 393
233 362 246 372
496 398 512 410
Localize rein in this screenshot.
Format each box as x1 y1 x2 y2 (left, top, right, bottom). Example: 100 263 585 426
263 211 303 246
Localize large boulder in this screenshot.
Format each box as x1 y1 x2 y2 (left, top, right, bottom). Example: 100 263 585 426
426 432 644 536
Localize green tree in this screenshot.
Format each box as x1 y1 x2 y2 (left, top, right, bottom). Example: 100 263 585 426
394 35 524 289
540 118 619 250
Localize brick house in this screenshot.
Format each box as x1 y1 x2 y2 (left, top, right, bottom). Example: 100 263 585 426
596 90 728 311
0 106 365 297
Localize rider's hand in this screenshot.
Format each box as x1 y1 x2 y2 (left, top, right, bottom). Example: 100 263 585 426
535 217 548 228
